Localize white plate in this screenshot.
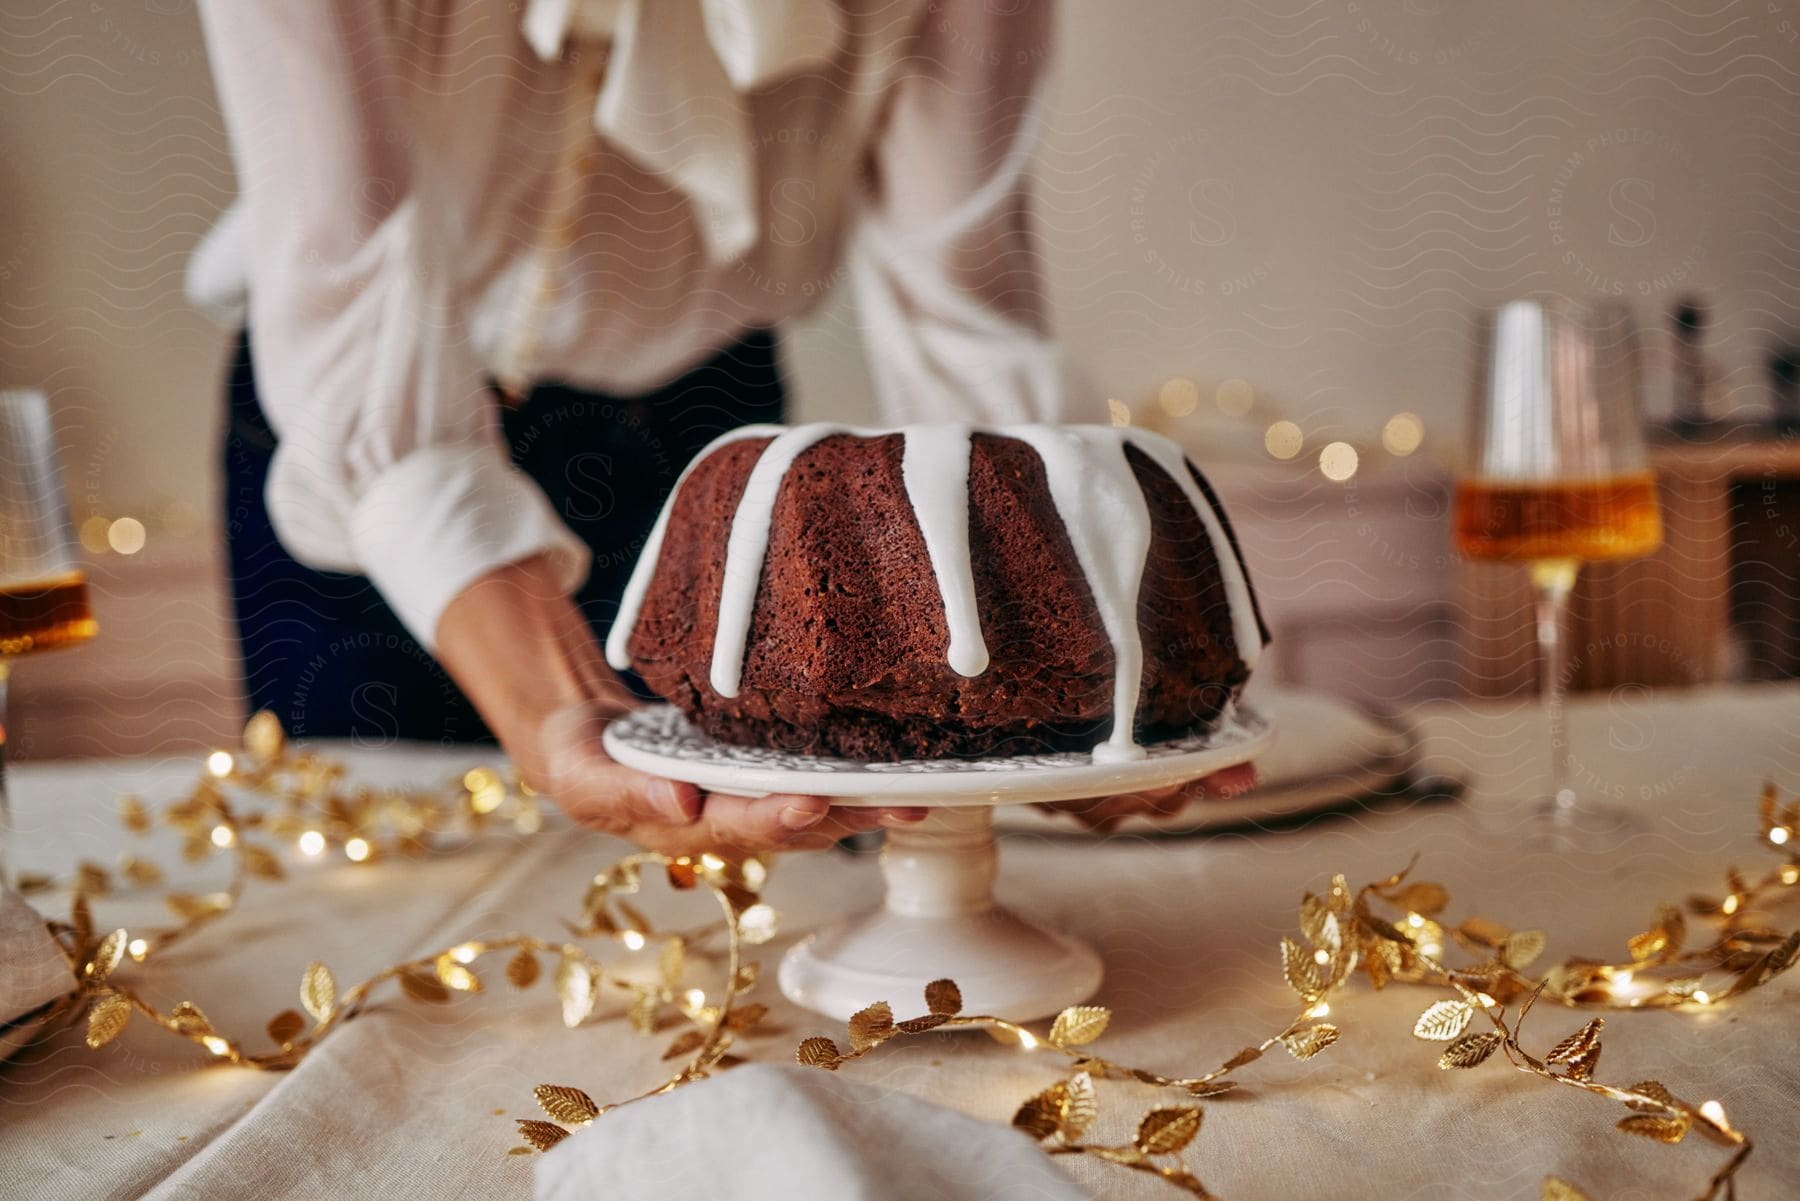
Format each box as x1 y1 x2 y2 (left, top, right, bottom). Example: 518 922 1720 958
993 687 1414 835
603 703 1275 807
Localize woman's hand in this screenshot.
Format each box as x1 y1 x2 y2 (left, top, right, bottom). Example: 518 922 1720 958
1035 763 1258 832
435 555 923 854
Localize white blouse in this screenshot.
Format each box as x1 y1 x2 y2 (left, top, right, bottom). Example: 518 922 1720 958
192 0 1071 648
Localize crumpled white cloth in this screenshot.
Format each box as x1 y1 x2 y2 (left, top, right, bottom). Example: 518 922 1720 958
521 0 843 265
0 889 70 1063
533 1063 1097 1201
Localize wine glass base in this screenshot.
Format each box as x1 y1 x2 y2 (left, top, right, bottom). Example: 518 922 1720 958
1518 796 1646 854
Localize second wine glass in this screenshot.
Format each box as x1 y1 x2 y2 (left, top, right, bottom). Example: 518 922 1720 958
1454 299 1663 843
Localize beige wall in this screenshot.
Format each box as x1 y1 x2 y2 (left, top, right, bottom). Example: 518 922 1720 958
4 1 1798 534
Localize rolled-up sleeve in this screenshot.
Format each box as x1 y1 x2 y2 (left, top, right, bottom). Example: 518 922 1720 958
850 0 1076 425
198 0 589 646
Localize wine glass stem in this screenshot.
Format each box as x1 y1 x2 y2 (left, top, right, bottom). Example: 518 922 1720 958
1530 558 1579 820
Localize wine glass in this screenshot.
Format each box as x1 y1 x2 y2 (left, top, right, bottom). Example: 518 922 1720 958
1454 299 1662 843
0 390 99 888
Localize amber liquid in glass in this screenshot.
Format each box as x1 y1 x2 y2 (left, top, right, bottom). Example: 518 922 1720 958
1453 471 1662 563
0 571 98 656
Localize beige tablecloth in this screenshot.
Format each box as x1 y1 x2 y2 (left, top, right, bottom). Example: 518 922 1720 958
2 685 1797 1200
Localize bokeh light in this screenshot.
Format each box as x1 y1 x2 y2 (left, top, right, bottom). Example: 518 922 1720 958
1215 378 1255 417
1381 412 1425 456
1264 421 1304 460
1319 441 1359 481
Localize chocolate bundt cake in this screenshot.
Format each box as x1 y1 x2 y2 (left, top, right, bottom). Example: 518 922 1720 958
606 424 1268 762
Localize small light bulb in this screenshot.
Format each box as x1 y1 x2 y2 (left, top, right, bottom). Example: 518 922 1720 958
210 825 235 848
621 930 646 951
1319 441 1359 482
202 1036 231 1057
700 853 726 873
127 938 149 961
344 837 371 863
1769 826 1790 846
683 988 706 1011
1264 420 1303 460
1313 948 1331 966
1612 970 1634 988
206 751 234 778
1781 865 1798 885
1407 913 1424 928
1721 895 1740 915
1475 993 1497 1008
451 943 478 964
107 517 147 555
1016 1029 1039 1051
1699 1099 1727 1127
1692 989 1711 1005
298 830 325 857
1308 1001 1331 1018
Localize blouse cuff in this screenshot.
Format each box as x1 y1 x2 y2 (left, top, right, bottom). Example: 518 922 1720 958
348 445 592 649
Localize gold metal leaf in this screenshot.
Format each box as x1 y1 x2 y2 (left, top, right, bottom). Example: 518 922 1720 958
1220 1046 1263 1071
1412 999 1473 1042
266 1009 306 1048
400 969 451 1005
1546 1018 1604 1064
1048 1005 1111 1047
662 1030 706 1061
76 861 111 897
732 963 760 993
1299 892 1331 947
898 1014 950 1034
119 855 162 887
71 894 94 944
85 992 131 1049
1059 1071 1097 1142
1458 917 1511 948
1280 1024 1340 1060
796 1036 841 1069
86 929 128 983
1280 937 1322 1000
1542 1177 1593 1201
554 954 596 1028
924 978 962 1016
1011 1082 1067 1141
169 1000 215 1037
241 845 285 881
534 1084 600 1125
300 961 336 1023
119 796 152 834
1438 1031 1502 1069
516 1119 571 1152
1616 1114 1690 1144
615 899 651 935
1393 881 1450 916
1501 929 1547 970
1185 1080 1237 1098
506 948 540 989
1563 1042 1601 1082
848 1001 895 1051
724 1002 768 1031
1135 1106 1203 1155
627 991 657 1034
166 891 226 922
244 710 286 762
1625 1080 1677 1112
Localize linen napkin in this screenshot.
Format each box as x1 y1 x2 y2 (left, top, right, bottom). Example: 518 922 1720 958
0 888 71 1062
534 1063 1097 1201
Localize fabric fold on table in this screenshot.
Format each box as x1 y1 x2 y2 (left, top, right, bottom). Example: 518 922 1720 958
534 1063 1097 1201
0 889 70 1063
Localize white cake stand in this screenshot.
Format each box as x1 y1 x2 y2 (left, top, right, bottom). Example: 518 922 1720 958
604 705 1274 1022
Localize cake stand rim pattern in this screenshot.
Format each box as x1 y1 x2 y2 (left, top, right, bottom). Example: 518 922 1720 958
603 703 1275 804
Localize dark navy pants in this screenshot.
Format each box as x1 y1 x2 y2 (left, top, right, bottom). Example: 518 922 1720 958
221 331 785 745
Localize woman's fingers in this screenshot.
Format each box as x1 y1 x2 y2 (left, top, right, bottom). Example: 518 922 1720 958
539 704 702 831
1037 765 1262 830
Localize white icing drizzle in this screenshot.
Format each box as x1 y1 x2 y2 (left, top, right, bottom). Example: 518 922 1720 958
1118 428 1263 672
1008 427 1153 761
607 422 1263 762
604 423 783 673
709 424 846 697
901 425 989 677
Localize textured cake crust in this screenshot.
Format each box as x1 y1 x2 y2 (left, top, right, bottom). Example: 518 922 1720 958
625 432 1266 760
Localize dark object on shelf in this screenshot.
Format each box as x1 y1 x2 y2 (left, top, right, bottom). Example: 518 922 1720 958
1770 345 1799 435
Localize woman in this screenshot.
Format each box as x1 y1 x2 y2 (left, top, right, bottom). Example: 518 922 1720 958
192 0 1250 853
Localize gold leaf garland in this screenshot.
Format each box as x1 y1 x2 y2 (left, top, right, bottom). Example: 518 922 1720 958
20 716 1798 1199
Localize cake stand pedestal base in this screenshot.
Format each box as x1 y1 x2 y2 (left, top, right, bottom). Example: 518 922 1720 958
777 806 1103 1022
